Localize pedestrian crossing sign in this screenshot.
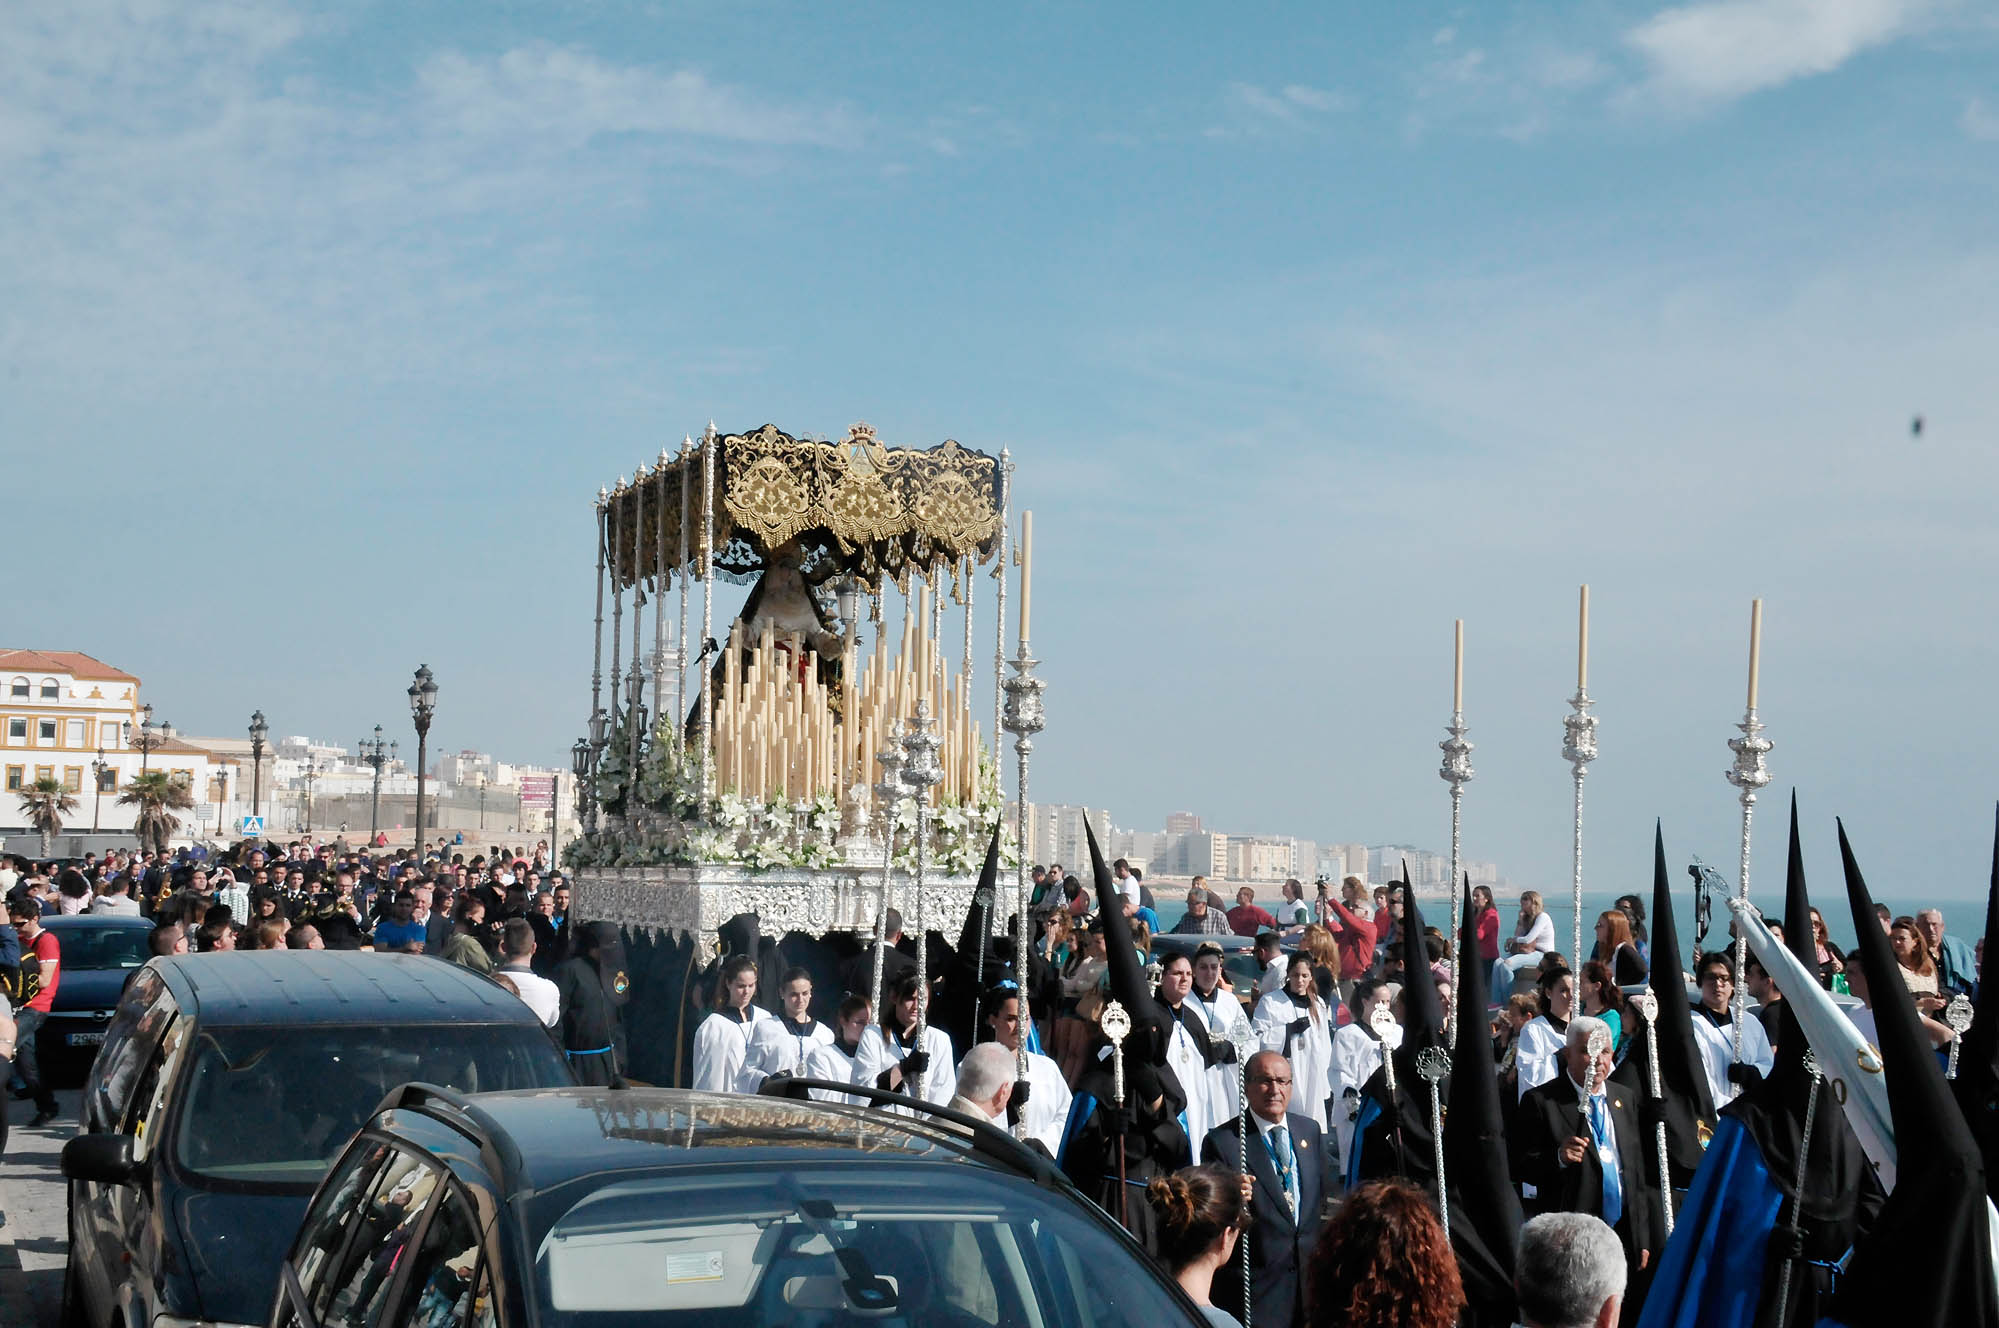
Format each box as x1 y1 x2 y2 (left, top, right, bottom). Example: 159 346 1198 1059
240 815 266 836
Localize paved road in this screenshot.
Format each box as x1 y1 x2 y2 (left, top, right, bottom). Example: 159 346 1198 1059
1 1089 83 1328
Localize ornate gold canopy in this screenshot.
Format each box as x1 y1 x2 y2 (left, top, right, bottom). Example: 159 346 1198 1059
603 423 1005 590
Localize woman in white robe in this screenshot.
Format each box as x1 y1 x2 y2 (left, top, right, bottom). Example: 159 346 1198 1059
853 972 958 1109
692 956 774 1094
1252 954 1335 1132
1513 965 1577 1101
1328 978 1403 1168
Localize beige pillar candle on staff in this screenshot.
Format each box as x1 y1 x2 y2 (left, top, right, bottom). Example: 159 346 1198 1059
1578 584 1590 692
1017 511 1033 644
1747 598 1763 711
1453 619 1465 714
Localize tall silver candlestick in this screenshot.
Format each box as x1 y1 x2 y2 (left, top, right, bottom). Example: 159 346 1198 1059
870 729 906 1025
1438 713 1474 1045
675 437 692 759
1630 989 1674 1234
1002 641 1047 1106
1724 710 1772 1056
1562 689 1599 965
1229 1021 1261 1328
1416 1046 1452 1241
900 701 945 1100
992 449 1012 744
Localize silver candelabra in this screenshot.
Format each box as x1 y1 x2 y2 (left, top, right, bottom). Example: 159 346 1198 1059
900 701 945 1100
1562 689 1599 966
870 726 907 1025
1438 712 1474 1045
1724 710 1772 1056
1001 640 1047 1115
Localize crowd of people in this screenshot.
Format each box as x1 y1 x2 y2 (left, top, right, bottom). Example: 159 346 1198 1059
681 831 1996 1328
4 825 1993 1327
0 836 632 1141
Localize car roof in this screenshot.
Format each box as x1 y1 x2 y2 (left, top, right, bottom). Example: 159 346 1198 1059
151 951 544 1029
41 914 155 930
386 1086 1008 1193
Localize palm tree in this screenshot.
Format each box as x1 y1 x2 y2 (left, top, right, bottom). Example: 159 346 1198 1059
17 776 79 857
118 769 195 857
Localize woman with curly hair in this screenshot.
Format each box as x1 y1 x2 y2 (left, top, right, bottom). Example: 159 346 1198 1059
1307 1178 1463 1328
1144 1164 1247 1327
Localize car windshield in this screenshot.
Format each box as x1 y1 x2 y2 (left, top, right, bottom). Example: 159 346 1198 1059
526 1164 1196 1326
173 1023 570 1187
55 926 152 971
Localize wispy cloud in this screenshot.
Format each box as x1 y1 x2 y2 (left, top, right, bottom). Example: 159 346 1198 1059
0 3 864 393
1625 0 1933 107
1964 96 1999 141
416 46 863 149
1227 81 1351 124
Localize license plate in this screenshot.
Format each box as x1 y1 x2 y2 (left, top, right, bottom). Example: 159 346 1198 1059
66 1031 106 1047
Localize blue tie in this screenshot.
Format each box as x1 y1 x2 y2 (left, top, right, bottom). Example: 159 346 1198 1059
1266 1125 1299 1217
1588 1095 1622 1228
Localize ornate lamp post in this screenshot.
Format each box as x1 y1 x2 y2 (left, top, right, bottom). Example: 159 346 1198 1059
91 746 109 833
408 665 438 855
248 710 268 818
571 738 595 835
135 704 173 776
358 725 396 842
585 709 609 834
301 756 320 832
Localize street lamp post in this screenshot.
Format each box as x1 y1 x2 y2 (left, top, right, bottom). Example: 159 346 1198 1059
358 725 396 843
91 747 109 833
301 756 320 832
249 710 268 820
134 705 173 777
409 665 438 857
570 739 594 838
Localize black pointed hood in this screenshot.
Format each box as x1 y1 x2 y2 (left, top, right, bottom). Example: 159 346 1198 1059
1728 795 1874 1224
1956 804 1999 1205
1782 791 1814 973
1087 817 1168 1064
1611 822 1717 1184
1829 820 1998 1327
954 819 1005 962
1398 865 1445 1052
1444 877 1522 1322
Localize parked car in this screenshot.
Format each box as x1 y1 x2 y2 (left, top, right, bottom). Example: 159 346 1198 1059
60 951 576 1328
267 1078 1214 1328
36 914 154 1080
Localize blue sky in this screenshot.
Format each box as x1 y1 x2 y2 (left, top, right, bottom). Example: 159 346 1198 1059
8 0 1999 903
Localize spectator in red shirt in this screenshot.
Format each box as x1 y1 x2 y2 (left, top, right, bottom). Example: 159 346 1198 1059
1224 883 1278 938
1472 885 1502 962
8 898 61 1126
1324 876 1378 998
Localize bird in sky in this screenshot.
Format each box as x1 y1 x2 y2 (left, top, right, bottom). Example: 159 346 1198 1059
1911 414 1924 438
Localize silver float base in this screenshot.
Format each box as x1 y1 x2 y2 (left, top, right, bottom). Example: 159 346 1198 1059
573 863 981 951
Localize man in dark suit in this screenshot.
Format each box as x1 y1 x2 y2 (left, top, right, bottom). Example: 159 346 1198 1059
1201 1050 1332 1328
1511 1014 1662 1285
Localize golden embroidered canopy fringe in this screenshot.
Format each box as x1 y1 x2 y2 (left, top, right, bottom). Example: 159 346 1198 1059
604 422 1006 591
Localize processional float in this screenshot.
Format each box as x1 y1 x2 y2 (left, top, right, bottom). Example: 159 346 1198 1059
569 424 1037 1029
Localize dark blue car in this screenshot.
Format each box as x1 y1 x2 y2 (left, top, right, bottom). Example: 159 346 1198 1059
60 951 576 1328
36 914 155 1076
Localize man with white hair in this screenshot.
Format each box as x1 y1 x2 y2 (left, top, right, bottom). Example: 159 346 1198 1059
1514 1212 1626 1328
1511 1014 1661 1276
947 1042 1017 1126
1916 907 1977 994
971 985 1072 1154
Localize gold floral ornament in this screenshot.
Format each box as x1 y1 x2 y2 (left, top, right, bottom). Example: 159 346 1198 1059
822 427 906 547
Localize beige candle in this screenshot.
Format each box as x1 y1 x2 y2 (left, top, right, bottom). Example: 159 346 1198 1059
1018 510 1033 644
1454 619 1465 715
1578 584 1590 692
1747 598 1763 711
